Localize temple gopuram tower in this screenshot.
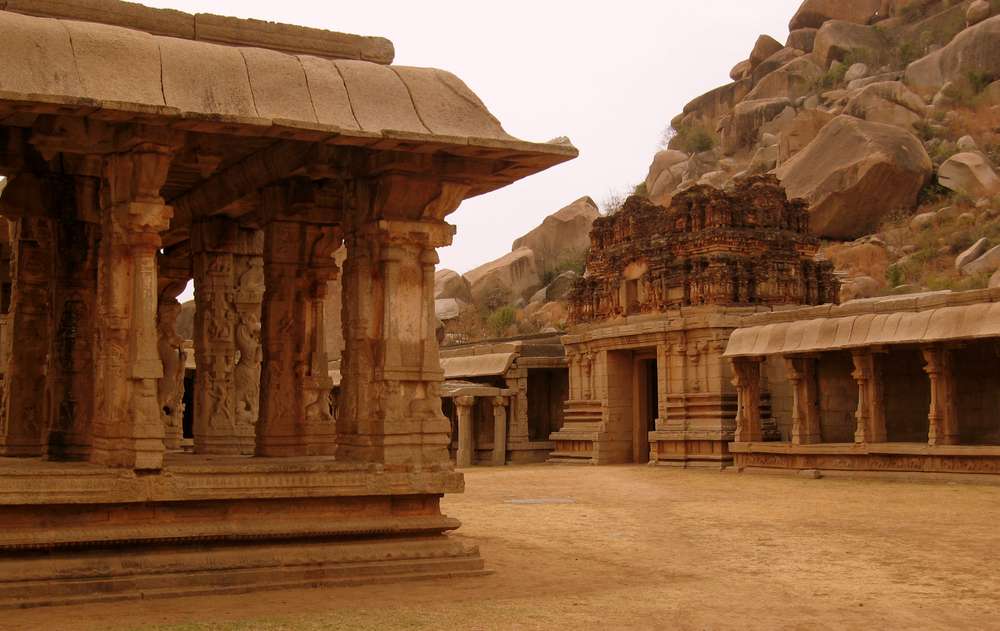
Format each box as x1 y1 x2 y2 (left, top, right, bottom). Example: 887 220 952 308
549 175 838 467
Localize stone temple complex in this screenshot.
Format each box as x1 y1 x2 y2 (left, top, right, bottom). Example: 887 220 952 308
550 176 838 466
0 1 575 606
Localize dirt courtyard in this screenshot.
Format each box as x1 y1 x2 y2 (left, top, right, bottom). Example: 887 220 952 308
7 465 1000 631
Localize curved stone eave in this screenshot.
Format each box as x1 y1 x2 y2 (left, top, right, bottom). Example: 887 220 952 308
0 9 578 186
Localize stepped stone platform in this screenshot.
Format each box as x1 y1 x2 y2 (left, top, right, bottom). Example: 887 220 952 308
0 455 486 609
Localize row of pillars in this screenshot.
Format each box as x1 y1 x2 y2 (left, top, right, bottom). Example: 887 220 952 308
0 142 456 470
732 345 960 446
453 395 508 467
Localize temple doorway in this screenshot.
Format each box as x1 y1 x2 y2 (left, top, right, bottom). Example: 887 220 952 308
633 352 659 464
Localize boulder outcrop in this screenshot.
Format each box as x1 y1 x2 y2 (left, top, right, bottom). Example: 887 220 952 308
465 246 541 305
434 268 473 302
905 15 1000 96
776 115 932 239
789 0 882 30
843 81 927 129
938 152 1000 199
813 20 890 68
511 196 598 279
644 150 689 205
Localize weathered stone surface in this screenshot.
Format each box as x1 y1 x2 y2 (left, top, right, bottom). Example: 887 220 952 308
748 144 779 174
844 62 869 82
3 0 395 63
721 98 792 155
674 79 752 134
790 0 882 30
938 152 1000 199
962 245 1000 275
730 59 752 81
956 238 990 271
910 211 938 230
749 35 785 69
786 28 819 52
512 196 599 279
568 175 838 323
905 15 1000 96
840 274 882 301
751 47 804 86
746 56 824 102
645 150 689 205
542 271 581 304
435 297 467 321
435 269 473 303
465 247 542 305
777 108 836 162
776 116 932 239
813 20 889 68
967 0 992 26
843 81 928 129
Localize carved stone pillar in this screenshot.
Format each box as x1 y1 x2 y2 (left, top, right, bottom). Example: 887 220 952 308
455 396 475 468
851 350 886 444
0 216 55 457
192 218 262 455
581 352 593 400
47 211 100 460
731 357 763 442
492 396 507 466
157 247 190 451
922 345 959 446
91 142 176 470
256 182 340 457
785 356 820 445
337 218 455 467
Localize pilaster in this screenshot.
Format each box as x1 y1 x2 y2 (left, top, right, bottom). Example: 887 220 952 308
922 345 959 446
785 355 820 445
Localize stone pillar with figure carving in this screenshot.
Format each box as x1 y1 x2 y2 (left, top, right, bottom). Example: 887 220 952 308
256 180 340 457
47 180 101 461
0 216 55 457
157 246 191 451
336 175 465 468
91 139 178 470
192 217 262 455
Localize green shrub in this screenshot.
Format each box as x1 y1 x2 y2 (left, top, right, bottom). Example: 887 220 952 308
917 179 951 206
672 125 717 154
886 264 904 288
487 307 516 337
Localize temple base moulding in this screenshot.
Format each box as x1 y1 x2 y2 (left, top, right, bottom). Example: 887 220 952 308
0 456 486 609
730 442 1000 475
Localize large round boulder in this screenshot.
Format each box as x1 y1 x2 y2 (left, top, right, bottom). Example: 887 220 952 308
775 116 932 239
938 152 1000 199
745 56 824 102
814 20 890 68
465 246 542 306
790 0 882 30
644 150 689 205
843 81 928 130
512 196 599 279
434 268 473 302
749 35 785 69
905 15 1000 97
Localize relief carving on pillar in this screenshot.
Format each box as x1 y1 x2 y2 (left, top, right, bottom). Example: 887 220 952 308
234 309 262 429
156 300 186 446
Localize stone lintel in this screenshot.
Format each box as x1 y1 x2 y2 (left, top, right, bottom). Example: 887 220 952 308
1 0 395 64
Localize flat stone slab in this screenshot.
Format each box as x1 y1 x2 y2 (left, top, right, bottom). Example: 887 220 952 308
505 498 576 505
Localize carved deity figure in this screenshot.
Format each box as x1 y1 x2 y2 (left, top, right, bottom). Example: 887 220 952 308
234 310 262 427
157 301 187 443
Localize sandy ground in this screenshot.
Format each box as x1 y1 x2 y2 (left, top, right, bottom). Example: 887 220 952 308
6 465 1000 631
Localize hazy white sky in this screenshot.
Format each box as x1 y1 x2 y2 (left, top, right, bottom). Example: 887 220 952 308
145 0 802 275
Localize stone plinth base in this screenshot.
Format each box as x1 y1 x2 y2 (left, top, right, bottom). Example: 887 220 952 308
0 456 485 609
731 442 1000 475
650 433 733 469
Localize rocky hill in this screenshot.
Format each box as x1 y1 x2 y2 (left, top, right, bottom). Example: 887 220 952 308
435 196 599 343
645 0 1000 300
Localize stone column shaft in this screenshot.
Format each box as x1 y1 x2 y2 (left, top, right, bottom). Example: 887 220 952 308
337 219 454 467
192 218 262 455
0 216 55 457
731 358 763 442
90 145 176 470
785 356 820 445
256 216 339 457
492 396 507 466
455 396 475 468
47 214 100 460
851 351 886 444
922 345 959 446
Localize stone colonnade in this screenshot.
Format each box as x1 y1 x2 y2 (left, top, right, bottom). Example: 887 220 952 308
0 141 461 472
452 394 509 467
732 344 961 446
